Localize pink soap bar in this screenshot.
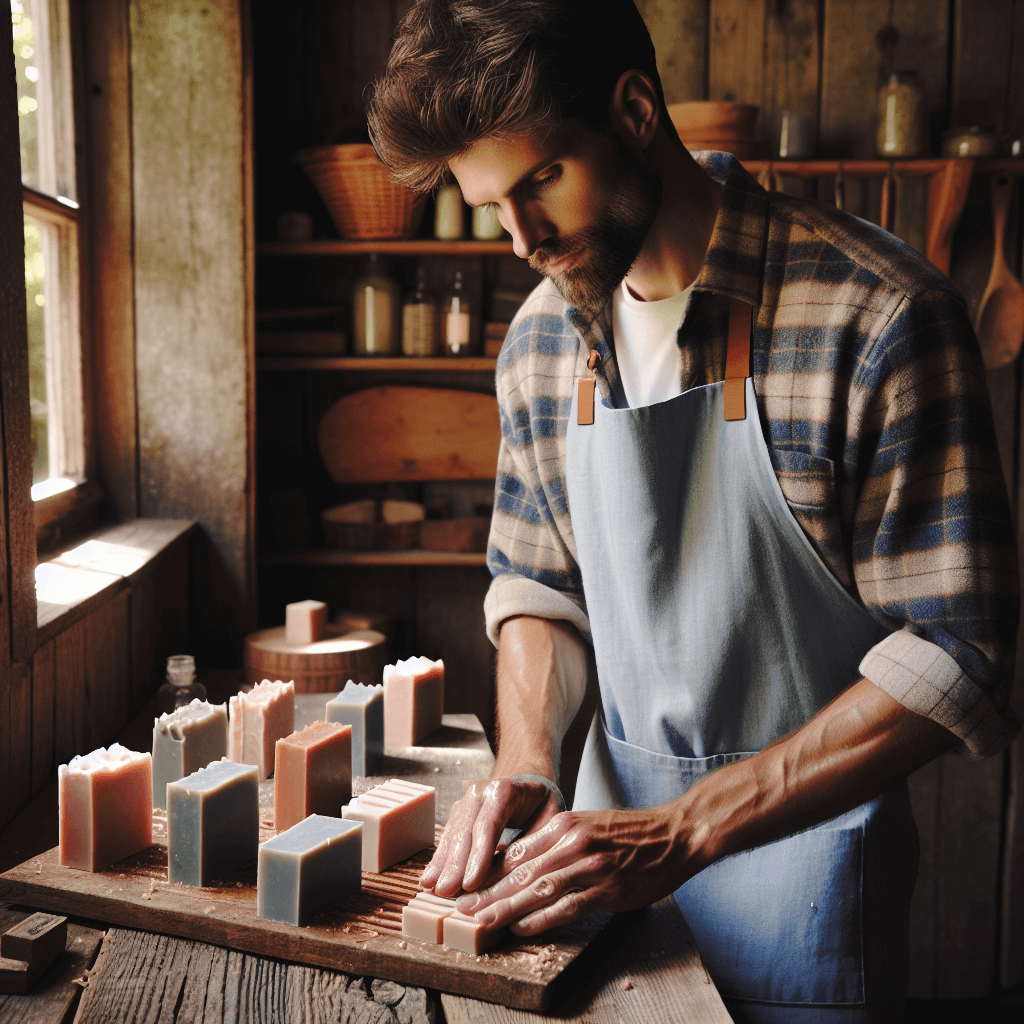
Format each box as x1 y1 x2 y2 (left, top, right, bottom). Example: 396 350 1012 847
383 656 444 746
274 721 352 833
58 744 152 871
285 600 327 644
341 778 435 872
443 910 504 954
403 892 457 943
229 679 295 781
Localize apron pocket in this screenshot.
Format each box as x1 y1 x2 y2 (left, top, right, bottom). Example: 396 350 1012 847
676 818 865 1006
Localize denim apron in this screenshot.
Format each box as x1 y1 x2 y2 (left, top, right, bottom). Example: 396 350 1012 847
565 305 918 1024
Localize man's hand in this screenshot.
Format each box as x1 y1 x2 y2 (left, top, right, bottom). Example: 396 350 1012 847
451 804 690 936
419 776 562 896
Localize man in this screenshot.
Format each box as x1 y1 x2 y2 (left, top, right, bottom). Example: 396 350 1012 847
367 2 1020 1020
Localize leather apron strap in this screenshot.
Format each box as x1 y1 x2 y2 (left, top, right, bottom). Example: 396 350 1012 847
724 298 753 421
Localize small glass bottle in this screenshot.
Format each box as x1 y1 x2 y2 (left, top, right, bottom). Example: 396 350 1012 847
442 270 472 356
402 265 439 356
876 71 927 158
352 253 401 356
472 202 504 241
434 184 465 240
156 655 207 714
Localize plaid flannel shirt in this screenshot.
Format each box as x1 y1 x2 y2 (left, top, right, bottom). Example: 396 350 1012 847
484 153 1020 760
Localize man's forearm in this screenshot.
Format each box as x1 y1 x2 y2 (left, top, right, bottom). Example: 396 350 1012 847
493 615 589 782
675 678 958 873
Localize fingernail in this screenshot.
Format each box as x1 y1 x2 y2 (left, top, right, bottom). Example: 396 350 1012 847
456 893 479 913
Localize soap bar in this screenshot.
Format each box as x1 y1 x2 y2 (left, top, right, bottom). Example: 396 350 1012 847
443 909 505 954
151 699 229 810
274 721 352 833
257 814 362 926
58 744 153 871
326 681 383 777
383 656 444 746
167 759 259 887
0 913 68 994
285 599 327 644
403 892 457 943
341 778 434 872
228 679 295 781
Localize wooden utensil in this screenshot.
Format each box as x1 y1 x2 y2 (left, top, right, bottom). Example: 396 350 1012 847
976 173 1024 368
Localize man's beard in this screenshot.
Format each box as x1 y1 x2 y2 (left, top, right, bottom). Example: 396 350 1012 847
528 138 662 329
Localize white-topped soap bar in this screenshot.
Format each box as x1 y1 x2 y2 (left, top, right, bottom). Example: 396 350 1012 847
326 681 383 777
167 759 259 887
228 679 295 781
151 699 228 809
257 814 362 926
383 656 444 746
341 778 434 872
285 600 327 644
58 744 153 871
403 892 457 943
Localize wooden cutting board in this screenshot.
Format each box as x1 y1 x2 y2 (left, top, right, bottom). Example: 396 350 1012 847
0 708 609 1012
318 386 501 482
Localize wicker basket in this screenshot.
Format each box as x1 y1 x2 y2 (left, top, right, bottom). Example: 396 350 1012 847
294 144 428 240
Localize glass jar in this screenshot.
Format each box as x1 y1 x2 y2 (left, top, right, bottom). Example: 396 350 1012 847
156 655 207 714
472 202 504 241
352 253 401 356
876 71 927 158
442 270 472 356
434 184 465 240
402 265 439 356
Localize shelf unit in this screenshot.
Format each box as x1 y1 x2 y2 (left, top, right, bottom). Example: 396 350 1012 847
259 549 487 567
257 356 496 372
257 239 515 256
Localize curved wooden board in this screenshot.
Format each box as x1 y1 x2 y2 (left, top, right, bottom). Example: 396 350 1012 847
318 387 501 483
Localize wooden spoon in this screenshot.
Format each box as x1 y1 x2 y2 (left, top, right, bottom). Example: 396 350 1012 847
976 173 1024 368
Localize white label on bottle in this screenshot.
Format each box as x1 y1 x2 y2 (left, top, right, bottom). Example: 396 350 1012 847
447 312 470 353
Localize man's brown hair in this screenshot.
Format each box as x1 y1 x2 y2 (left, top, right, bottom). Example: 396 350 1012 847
366 0 677 193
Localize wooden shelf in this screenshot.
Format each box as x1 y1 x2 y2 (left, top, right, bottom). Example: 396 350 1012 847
257 240 514 256
256 356 497 371
259 548 488 567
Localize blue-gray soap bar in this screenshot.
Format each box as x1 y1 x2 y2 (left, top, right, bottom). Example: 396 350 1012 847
152 699 228 810
326 682 383 777
257 814 362 926
167 759 259 887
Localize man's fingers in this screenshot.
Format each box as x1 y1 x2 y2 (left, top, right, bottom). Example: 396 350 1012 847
512 887 592 936
473 857 601 930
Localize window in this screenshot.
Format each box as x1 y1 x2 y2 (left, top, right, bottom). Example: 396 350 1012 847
12 0 87 517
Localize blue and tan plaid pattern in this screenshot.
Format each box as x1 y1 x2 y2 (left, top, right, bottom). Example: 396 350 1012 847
484 152 1019 760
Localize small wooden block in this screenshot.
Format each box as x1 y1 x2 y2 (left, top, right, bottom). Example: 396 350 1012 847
0 912 67 994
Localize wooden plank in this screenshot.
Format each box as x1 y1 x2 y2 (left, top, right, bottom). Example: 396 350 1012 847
47 518 195 577
8 662 31 822
34 564 124 648
0 906 104 1024
260 549 489 567
934 750 1003 998
74 926 437 1024
257 240 514 255
636 0 708 104
906 759 940 997
53 619 86 772
258 355 497 371
1003 734 1024 988
0 657 9 835
763 0 820 147
130 0 253 663
0 14 38 666
83 589 131 749
1009 0 1024 137
951 0 1021 134
708 0 765 106
821 0 950 159
442 897 732 1024
31 641 55 797
318 386 501 483
348 0 395 119
0 721 611 1012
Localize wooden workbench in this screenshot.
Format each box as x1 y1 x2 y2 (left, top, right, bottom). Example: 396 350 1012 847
0 692 731 1023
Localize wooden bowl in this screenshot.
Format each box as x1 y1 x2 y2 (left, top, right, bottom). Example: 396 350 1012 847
668 101 759 142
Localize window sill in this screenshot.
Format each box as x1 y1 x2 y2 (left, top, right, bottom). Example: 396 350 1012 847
34 478 104 552
36 518 196 644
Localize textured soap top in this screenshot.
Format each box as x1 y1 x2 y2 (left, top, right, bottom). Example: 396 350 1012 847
172 758 257 793
154 699 227 739
345 777 434 812
331 680 383 704
231 678 295 710
283 721 347 749
384 656 442 680
263 814 362 855
60 743 149 778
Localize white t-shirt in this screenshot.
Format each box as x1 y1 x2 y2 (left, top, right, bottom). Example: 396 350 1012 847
611 277 694 408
